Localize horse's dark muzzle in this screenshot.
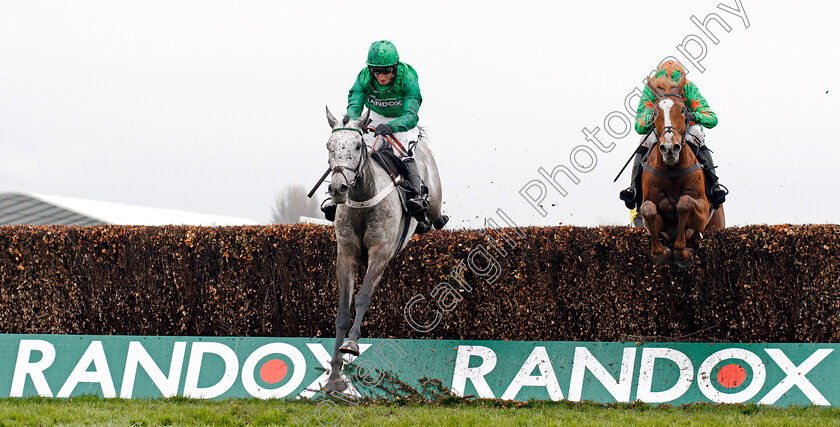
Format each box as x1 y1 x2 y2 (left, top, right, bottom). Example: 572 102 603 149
659 141 681 165
328 182 349 203
329 183 349 195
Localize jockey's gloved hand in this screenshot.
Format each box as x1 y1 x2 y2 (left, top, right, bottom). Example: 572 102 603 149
374 124 394 136
685 111 697 122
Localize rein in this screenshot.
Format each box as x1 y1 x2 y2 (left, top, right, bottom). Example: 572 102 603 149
367 127 409 156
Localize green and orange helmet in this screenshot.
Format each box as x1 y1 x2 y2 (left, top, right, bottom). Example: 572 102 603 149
654 60 687 83
366 40 400 67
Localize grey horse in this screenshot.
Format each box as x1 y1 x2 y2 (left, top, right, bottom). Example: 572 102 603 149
323 107 445 394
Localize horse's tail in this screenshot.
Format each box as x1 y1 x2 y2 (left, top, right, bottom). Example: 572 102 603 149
417 126 428 145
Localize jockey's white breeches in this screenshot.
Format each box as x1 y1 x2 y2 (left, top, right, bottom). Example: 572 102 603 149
641 125 706 148
365 111 419 159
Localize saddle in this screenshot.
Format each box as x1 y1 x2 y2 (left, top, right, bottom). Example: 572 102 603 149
371 148 431 200
634 143 715 212
371 149 409 185
370 148 433 240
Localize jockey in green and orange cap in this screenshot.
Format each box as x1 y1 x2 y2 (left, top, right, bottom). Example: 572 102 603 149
620 60 728 216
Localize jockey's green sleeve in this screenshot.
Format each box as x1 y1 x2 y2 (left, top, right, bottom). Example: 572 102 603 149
634 80 718 134
346 62 422 132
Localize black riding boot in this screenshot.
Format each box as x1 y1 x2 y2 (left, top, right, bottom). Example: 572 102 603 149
402 158 429 219
619 153 643 210
696 146 728 208
320 199 336 222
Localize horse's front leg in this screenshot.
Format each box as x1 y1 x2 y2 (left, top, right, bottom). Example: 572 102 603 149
640 200 671 265
673 195 709 268
340 242 391 356
325 249 358 394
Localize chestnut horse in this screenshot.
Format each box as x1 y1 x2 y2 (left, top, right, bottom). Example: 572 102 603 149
639 75 724 267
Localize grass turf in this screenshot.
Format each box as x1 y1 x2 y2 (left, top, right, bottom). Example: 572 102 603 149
1 397 839 426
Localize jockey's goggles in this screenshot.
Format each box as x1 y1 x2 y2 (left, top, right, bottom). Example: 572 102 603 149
369 66 395 75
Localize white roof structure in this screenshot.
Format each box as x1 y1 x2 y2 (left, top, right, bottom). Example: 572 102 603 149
0 192 260 226
298 216 332 226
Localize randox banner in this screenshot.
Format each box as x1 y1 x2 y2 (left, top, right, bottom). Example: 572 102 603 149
0 334 837 406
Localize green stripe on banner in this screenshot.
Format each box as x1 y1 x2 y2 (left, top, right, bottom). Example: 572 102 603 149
0 334 837 406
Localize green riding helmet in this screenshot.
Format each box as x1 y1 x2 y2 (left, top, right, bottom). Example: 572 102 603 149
366 40 399 67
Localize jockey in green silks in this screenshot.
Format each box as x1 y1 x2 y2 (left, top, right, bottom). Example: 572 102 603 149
619 60 728 213
322 40 428 221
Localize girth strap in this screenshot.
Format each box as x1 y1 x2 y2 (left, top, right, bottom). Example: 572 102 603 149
642 161 702 179
394 203 412 259
346 182 397 209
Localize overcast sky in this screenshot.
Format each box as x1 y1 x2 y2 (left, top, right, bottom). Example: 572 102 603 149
1 1 837 227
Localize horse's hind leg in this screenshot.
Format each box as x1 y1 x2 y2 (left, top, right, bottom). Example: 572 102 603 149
707 205 725 231
325 250 357 394
417 145 447 229
673 195 708 268
640 201 671 264
425 176 444 227
341 243 391 356
428 190 448 230
429 201 448 230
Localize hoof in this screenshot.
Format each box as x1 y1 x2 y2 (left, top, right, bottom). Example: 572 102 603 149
415 220 432 235
325 377 348 394
339 340 359 356
675 250 694 268
651 247 672 265
433 214 449 230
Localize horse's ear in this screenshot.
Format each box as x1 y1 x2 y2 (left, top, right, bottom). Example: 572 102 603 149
357 108 371 129
326 106 338 128
645 77 655 91
645 77 663 97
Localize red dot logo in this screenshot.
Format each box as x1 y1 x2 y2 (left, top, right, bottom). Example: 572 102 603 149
717 364 746 388
259 359 288 384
